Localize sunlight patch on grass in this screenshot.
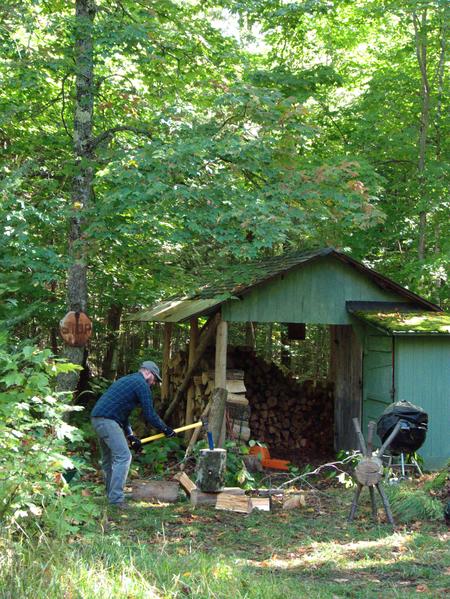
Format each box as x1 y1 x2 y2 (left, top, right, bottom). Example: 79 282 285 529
240 531 417 571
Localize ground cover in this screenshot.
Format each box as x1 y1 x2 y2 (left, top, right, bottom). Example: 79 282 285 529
1 486 448 599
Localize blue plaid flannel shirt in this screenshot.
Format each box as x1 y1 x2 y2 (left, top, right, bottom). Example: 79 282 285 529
91 372 167 437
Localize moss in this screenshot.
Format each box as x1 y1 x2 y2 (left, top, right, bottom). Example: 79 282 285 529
354 311 450 335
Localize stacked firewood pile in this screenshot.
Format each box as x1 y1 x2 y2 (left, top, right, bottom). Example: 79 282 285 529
232 347 334 458
166 345 334 458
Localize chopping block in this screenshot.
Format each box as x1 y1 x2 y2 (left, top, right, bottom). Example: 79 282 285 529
195 448 227 492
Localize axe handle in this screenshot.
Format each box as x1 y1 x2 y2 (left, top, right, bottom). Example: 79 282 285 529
141 421 202 445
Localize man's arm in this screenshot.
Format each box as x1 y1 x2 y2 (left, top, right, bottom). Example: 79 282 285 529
135 379 170 432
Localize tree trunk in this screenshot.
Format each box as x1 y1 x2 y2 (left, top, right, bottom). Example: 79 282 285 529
413 9 430 262
280 326 291 369
101 303 123 379
58 0 96 392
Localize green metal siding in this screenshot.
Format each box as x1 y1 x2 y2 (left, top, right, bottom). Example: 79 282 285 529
395 337 450 469
362 334 394 437
222 257 403 324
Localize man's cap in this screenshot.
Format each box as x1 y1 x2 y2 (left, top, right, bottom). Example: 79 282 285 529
140 360 162 382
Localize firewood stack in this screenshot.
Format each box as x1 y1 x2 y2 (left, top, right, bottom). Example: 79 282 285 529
232 347 334 459
165 345 334 458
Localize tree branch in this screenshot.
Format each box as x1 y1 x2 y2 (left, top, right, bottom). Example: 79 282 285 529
90 125 152 149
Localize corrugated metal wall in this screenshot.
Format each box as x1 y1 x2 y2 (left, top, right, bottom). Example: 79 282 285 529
395 337 450 469
222 257 401 324
362 334 394 437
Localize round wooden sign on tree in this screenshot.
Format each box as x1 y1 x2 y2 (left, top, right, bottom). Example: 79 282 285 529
59 311 93 347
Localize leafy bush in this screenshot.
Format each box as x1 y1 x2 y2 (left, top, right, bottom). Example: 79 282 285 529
0 336 94 531
137 436 184 475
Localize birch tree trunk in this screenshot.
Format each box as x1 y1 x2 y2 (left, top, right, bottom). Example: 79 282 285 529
413 8 430 262
58 0 96 392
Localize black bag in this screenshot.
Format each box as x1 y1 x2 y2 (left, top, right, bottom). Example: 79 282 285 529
376 400 428 454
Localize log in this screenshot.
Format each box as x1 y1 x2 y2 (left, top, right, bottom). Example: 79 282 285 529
250 497 271 512
354 457 383 486
226 380 246 394
173 472 197 496
195 448 227 492
231 423 250 441
226 393 249 406
216 494 252 514
190 487 245 507
131 480 179 503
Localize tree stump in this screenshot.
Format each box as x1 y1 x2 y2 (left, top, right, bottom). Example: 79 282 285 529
195 448 227 492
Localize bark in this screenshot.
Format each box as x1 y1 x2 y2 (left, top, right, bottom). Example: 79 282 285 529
413 9 430 261
58 0 96 392
101 304 123 379
245 321 256 348
280 326 291 368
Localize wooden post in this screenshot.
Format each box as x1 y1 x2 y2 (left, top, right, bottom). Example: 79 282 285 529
185 318 199 439
161 323 172 403
180 398 212 470
209 388 228 447
163 313 220 420
215 317 228 447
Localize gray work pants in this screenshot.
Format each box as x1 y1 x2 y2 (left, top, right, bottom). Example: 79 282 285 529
91 417 132 504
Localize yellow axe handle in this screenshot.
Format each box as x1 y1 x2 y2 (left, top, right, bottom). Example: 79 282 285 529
141 421 202 445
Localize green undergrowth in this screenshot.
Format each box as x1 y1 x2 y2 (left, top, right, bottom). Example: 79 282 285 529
1 487 449 599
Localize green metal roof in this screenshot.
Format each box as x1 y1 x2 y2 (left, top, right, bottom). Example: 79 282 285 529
352 311 450 335
126 247 441 323
126 297 231 323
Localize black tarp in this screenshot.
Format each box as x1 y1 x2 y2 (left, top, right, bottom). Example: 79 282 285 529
377 400 428 454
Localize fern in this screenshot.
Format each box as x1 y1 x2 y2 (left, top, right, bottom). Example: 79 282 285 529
423 469 448 492
386 485 443 523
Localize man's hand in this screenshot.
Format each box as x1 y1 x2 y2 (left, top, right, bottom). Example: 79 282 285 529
164 426 176 438
127 434 142 452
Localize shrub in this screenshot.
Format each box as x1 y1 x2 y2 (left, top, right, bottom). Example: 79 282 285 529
0 335 90 530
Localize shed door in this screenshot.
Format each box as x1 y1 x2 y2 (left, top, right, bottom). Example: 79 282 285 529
362 334 394 442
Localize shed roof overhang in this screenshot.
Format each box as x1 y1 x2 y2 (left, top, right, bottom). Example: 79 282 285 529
125 248 442 323
349 310 450 336
126 296 234 323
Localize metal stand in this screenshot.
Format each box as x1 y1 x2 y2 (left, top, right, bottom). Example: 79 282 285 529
383 452 423 481
348 419 399 526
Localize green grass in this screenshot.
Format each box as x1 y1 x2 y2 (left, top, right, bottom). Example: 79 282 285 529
1 488 449 599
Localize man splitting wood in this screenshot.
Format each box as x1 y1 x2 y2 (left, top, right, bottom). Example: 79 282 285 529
91 360 175 508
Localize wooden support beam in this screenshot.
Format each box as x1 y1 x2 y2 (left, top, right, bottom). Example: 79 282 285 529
163 313 220 420
185 317 199 440
180 397 212 471
215 318 228 447
161 323 172 403
209 388 228 448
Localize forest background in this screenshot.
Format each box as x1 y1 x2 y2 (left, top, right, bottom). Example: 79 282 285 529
1 4 449 595
1 0 448 386
0 0 449 581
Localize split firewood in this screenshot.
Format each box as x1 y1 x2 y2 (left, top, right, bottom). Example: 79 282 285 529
283 493 306 510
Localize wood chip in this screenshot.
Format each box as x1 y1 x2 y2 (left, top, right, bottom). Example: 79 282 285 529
173 472 197 496
250 497 271 512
